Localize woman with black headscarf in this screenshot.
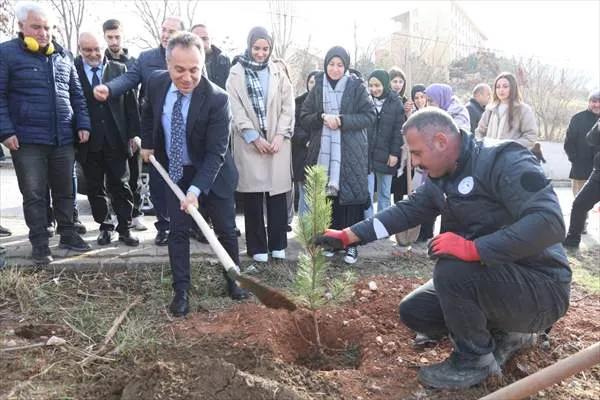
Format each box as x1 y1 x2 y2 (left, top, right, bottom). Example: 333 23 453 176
227 27 295 263
300 46 376 265
293 70 319 217
364 69 405 219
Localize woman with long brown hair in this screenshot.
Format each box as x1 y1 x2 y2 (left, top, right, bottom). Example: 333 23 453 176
475 72 538 149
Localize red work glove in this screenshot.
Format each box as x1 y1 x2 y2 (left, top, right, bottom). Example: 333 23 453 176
314 229 350 251
428 232 480 262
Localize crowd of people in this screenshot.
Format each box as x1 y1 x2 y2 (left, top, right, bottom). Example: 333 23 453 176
1 0 599 391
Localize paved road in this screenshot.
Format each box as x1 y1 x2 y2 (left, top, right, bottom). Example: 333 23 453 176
0 162 598 270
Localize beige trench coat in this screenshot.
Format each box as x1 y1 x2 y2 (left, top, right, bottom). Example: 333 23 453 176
227 60 295 195
475 102 538 149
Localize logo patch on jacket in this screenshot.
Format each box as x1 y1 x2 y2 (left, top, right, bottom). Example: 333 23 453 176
458 176 474 195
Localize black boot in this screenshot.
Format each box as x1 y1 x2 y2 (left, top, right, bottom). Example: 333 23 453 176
225 273 249 300
418 352 500 389
493 331 536 366
73 209 87 235
59 233 92 252
32 245 53 265
563 234 580 249
169 290 189 317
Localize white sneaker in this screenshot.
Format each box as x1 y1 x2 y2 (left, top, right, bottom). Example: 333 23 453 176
323 250 335 258
343 247 358 264
271 249 286 259
252 253 269 263
131 216 148 231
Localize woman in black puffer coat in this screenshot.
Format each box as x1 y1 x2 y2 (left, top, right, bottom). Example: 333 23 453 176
300 46 376 265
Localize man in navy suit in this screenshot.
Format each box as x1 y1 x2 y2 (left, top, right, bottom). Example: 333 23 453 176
140 32 248 317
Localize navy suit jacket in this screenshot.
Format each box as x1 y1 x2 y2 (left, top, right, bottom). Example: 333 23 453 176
140 71 238 199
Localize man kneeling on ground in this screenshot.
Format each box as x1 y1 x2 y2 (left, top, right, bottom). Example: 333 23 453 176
316 108 571 389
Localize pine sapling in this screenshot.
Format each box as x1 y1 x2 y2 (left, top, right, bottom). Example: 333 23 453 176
293 165 356 356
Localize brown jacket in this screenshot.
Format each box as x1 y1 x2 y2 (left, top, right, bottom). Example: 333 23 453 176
227 60 295 195
475 102 538 149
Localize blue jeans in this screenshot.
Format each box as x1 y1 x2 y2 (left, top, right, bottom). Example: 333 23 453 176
297 182 308 217
11 144 76 245
365 173 393 219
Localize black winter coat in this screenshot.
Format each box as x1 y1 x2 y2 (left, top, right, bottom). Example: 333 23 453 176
368 91 405 175
564 110 598 179
586 118 600 171
300 73 376 205
292 91 309 182
205 45 231 90
353 133 571 282
466 98 485 134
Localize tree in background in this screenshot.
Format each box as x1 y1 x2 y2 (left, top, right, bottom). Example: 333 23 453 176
49 0 85 54
268 0 294 60
0 0 16 41
129 0 199 49
519 57 589 141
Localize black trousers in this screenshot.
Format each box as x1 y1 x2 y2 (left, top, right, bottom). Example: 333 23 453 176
399 258 570 357
567 170 600 241
242 192 287 256
82 148 133 233
167 166 238 291
128 149 143 218
11 144 75 245
330 196 365 231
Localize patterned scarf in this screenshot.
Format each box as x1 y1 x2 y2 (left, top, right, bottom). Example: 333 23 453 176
233 52 269 135
318 73 349 196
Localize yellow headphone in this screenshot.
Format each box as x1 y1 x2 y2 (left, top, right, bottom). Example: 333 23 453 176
23 36 55 56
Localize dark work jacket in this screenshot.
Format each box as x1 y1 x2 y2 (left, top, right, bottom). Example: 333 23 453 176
0 38 91 145
466 98 485 134
106 46 166 106
292 91 309 182
74 57 139 162
300 73 376 205
205 45 231 90
367 91 405 175
586 118 600 172
141 71 238 198
352 132 571 282
564 109 599 179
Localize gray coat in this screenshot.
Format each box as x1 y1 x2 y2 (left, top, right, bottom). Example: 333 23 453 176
352 133 571 282
300 73 376 205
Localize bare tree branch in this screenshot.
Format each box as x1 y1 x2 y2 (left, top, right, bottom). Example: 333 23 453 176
268 0 294 60
48 0 86 53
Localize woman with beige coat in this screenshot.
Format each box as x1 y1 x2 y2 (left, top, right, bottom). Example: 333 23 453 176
475 72 538 149
227 26 294 263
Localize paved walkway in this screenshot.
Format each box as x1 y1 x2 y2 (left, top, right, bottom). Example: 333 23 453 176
1 162 598 271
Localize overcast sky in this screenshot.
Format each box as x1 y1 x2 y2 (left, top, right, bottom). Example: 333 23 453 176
67 0 599 88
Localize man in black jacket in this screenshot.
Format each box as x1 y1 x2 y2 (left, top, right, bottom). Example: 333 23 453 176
564 114 600 249
564 90 600 197
316 108 571 390
140 32 247 317
94 16 185 246
465 83 491 134
102 18 146 232
75 32 139 247
191 24 231 89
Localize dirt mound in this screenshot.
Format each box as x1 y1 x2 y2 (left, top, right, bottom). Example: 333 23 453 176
119 276 599 399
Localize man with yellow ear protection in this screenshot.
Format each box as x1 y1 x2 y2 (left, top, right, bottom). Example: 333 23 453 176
0 1 92 265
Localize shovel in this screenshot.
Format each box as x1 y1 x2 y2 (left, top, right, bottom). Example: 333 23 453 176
135 139 296 311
